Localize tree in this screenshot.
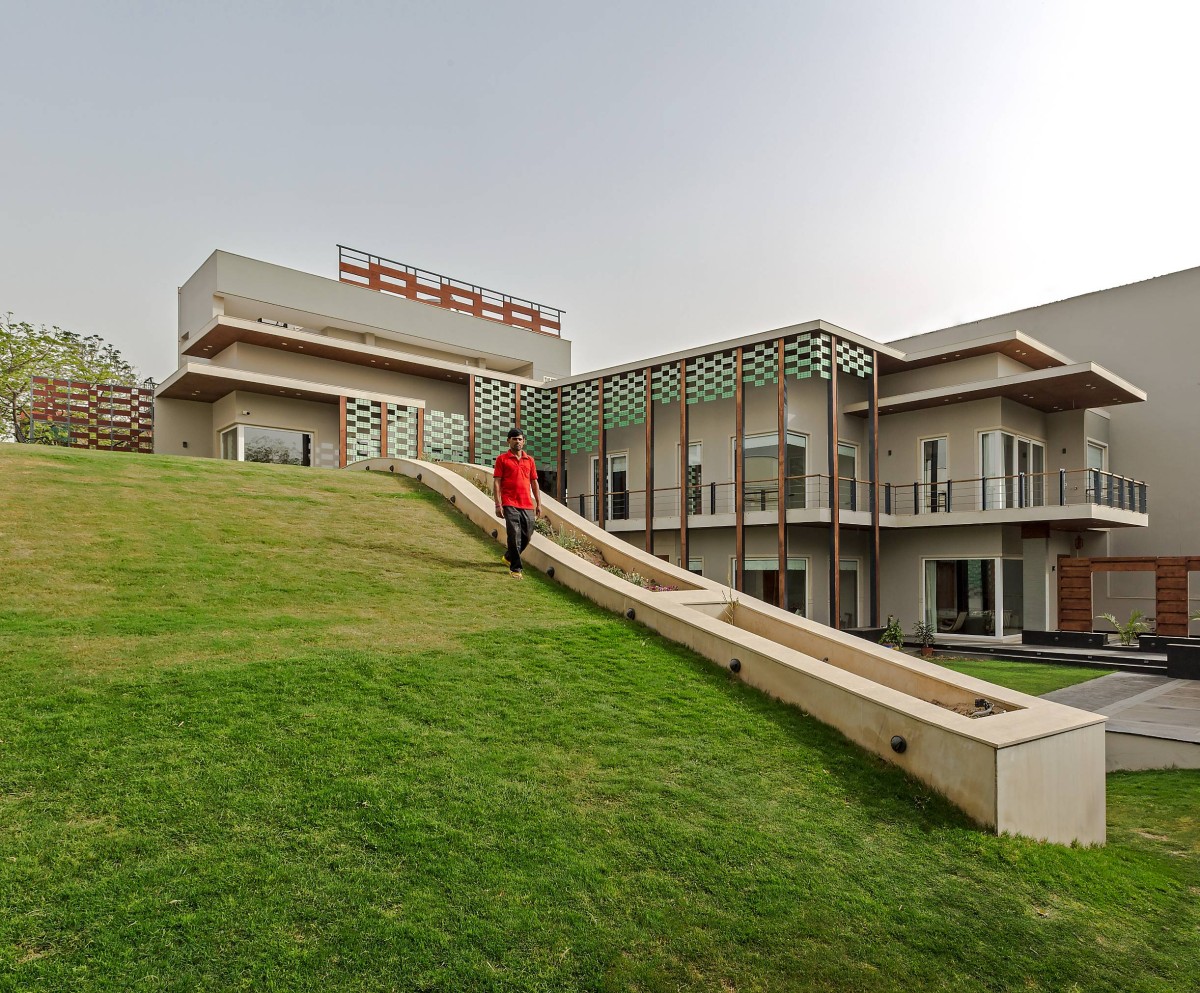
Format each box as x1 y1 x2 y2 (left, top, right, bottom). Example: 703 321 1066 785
0 314 139 442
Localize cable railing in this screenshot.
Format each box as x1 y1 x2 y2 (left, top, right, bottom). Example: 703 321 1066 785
567 468 1148 525
882 469 1148 516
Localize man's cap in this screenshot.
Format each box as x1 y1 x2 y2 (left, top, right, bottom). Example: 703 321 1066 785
507 427 524 439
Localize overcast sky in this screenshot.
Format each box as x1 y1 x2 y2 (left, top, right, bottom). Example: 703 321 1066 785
3 0 1198 380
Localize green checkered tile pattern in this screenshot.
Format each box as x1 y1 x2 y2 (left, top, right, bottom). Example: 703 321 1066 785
784 333 832 380
651 363 680 405
604 370 645 429
686 351 737 405
345 397 382 461
741 340 778 387
473 377 517 466
836 340 874 378
521 387 558 464
424 408 469 463
561 380 599 454
385 404 419 458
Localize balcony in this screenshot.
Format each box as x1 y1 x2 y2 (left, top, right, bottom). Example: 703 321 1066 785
568 469 1148 532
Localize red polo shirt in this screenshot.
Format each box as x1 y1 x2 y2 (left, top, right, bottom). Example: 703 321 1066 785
493 451 538 509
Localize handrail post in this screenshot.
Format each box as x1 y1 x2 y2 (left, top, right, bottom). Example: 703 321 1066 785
885 482 892 515
1106 471 1113 507
912 482 919 514
946 479 953 512
709 480 716 515
1060 468 1067 506
1018 472 1025 509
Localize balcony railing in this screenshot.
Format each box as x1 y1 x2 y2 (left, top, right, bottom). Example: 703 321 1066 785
883 469 1148 516
568 469 1148 524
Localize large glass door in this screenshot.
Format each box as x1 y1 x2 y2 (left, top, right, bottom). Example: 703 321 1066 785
837 443 858 511
839 558 859 627
921 437 948 513
592 453 629 520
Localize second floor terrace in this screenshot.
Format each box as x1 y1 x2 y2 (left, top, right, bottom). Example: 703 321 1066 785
568 466 1149 533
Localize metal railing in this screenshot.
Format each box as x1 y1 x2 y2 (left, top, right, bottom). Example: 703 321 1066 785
337 245 563 336
882 469 1148 516
568 468 1148 524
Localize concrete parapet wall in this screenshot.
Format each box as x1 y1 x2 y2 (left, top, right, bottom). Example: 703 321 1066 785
349 457 1107 845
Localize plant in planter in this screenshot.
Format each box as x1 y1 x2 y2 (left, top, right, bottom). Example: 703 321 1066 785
879 615 904 650
1100 609 1149 646
912 619 936 657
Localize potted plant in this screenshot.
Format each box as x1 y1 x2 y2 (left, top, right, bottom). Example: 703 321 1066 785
913 619 936 657
1100 610 1149 647
879 615 904 650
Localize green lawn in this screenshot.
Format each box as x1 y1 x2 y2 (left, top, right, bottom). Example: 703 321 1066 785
935 657 1114 696
1 444 1197 992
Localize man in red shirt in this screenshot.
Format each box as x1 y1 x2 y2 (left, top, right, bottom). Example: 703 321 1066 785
493 427 541 578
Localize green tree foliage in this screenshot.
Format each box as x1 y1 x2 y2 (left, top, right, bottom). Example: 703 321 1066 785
0 314 139 443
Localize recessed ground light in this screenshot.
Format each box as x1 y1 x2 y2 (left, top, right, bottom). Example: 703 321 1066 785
192 390 200 395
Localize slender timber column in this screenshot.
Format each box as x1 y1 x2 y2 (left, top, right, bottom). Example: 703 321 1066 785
597 377 606 530
338 395 347 468
556 386 564 501
828 335 841 629
514 383 522 431
679 359 689 572
379 401 389 459
467 374 476 466
776 339 787 609
869 354 880 627
645 367 654 553
416 406 425 461
734 348 745 592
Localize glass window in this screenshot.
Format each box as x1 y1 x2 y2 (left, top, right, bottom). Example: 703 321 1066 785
1087 441 1107 471
839 558 859 627
242 426 312 466
736 557 808 614
921 437 948 513
220 427 239 461
837 443 858 511
924 559 998 636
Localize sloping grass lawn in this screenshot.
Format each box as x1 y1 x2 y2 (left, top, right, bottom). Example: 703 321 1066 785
935 657 1114 696
1 444 1197 992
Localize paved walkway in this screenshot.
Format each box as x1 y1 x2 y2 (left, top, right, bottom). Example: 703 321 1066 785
1043 673 1200 744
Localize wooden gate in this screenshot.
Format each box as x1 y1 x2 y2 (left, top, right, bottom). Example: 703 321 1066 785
1057 555 1200 635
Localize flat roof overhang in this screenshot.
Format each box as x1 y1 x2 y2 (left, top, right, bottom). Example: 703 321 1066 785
155 362 426 408
875 330 1075 376
182 315 544 386
846 362 1146 417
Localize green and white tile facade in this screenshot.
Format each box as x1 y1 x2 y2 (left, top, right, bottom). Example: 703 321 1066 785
473 377 517 467
604 370 646 430
561 380 599 455
345 398 382 461
385 404 419 459
423 408 469 463
835 339 873 378
784 332 833 380
742 340 778 387
686 350 737 405
521 386 558 464
650 363 680 405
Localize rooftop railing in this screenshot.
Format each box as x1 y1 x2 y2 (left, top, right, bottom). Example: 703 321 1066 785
337 245 563 336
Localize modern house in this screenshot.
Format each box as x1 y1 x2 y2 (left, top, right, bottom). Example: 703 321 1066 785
155 247 1151 639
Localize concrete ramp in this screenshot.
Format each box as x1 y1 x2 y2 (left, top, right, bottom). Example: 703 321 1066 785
351 457 1108 846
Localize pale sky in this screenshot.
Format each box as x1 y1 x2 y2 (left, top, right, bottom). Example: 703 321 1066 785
3 0 1199 380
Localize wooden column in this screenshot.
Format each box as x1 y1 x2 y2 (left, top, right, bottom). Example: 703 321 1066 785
734 348 745 592
828 336 841 629
597 377 606 530
416 406 425 460
338 395 347 468
776 339 787 609
645 367 654 553
467 374 476 466
869 354 880 627
379 401 389 459
679 359 689 572
514 383 522 431
556 386 564 501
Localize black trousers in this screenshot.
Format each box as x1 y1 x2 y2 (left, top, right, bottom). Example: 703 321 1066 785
503 506 535 571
